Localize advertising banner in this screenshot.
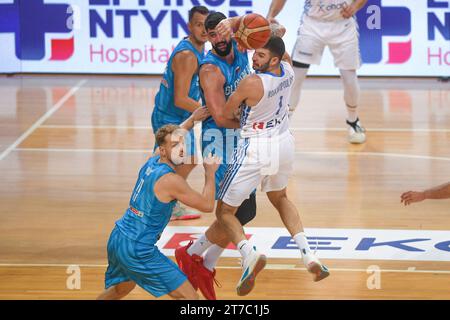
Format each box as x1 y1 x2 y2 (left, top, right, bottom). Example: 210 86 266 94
0 0 449 76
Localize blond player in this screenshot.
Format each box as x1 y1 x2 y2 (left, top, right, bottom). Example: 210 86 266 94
267 0 368 144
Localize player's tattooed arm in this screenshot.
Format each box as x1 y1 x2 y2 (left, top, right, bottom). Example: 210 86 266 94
224 75 264 120
342 0 368 19
200 64 241 129
172 50 203 113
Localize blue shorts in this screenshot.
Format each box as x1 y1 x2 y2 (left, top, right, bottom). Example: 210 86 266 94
201 128 240 199
104 227 187 298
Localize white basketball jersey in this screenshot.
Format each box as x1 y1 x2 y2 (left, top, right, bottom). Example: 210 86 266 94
303 0 354 21
240 61 294 139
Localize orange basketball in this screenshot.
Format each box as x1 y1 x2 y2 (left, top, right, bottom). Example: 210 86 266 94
234 13 271 50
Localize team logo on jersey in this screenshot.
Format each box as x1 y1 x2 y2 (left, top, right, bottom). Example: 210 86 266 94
0 0 74 61
357 0 412 64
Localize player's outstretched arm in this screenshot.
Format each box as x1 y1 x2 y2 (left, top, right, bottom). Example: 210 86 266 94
172 51 203 113
267 0 287 20
160 155 220 212
401 182 450 206
200 64 241 128
223 75 264 120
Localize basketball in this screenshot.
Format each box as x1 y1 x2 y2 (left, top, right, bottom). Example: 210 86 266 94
234 13 271 50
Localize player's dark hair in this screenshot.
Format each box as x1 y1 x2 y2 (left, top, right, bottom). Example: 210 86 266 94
204 12 227 31
263 36 285 61
188 6 209 22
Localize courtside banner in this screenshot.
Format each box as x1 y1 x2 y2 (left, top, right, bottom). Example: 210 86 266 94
0 0 448 76
158 226 450 262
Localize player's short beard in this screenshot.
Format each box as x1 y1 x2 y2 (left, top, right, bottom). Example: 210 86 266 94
213 40 232 57
253 61 271 73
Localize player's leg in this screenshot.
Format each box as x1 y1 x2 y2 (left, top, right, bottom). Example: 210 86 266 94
329 19 366 144
289 62 310 116
99 227 136 300
339 68 365 143
262 134 329 281
215 200 266 297
167 279 199 300
175 194 257 300
290 17 325 115
213 143 267 296
97 281 136 300
128 243 196 299
266 188 328 281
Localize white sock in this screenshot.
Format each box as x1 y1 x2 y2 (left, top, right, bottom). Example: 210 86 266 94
187 234 213 256
237 240 254 259
293 232 316 265
289 66 308 111
203 245 225 271
346 105 358 123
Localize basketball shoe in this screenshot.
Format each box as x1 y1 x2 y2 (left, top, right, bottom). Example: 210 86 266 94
347 118 366 144
236 247 267 296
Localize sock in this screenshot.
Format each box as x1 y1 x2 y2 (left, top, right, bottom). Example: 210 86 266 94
289 66 309 112
346 105 358 123
203 245 225 271
187 234 213 256
237 240 254 259
293 232 316 265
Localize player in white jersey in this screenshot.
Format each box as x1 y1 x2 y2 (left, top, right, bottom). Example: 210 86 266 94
191 36 330 297
267 0 368 144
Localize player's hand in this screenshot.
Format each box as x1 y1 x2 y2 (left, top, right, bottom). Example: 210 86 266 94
191 106 210 122
268 18 286 38
216 18 234 40
341 3 358 19
400 191 426 206
203 153 221 174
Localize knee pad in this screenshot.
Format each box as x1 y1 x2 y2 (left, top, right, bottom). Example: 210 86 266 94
235 193 257 226
293 61 310 69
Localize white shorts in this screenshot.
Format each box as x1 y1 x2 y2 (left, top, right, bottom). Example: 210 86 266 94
218 132 295 207
292 15 361 70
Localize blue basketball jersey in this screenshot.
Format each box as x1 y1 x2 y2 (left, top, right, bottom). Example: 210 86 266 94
200 41 252 137
115 155 176 246
153 38 205 123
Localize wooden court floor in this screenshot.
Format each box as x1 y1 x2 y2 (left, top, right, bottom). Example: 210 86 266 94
0 75 449 299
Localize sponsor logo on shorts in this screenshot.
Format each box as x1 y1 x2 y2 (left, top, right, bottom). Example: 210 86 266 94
129 206 144 218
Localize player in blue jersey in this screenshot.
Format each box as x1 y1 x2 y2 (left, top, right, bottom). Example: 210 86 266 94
97 108 220 300
151 6 209 221
175 12 282 300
